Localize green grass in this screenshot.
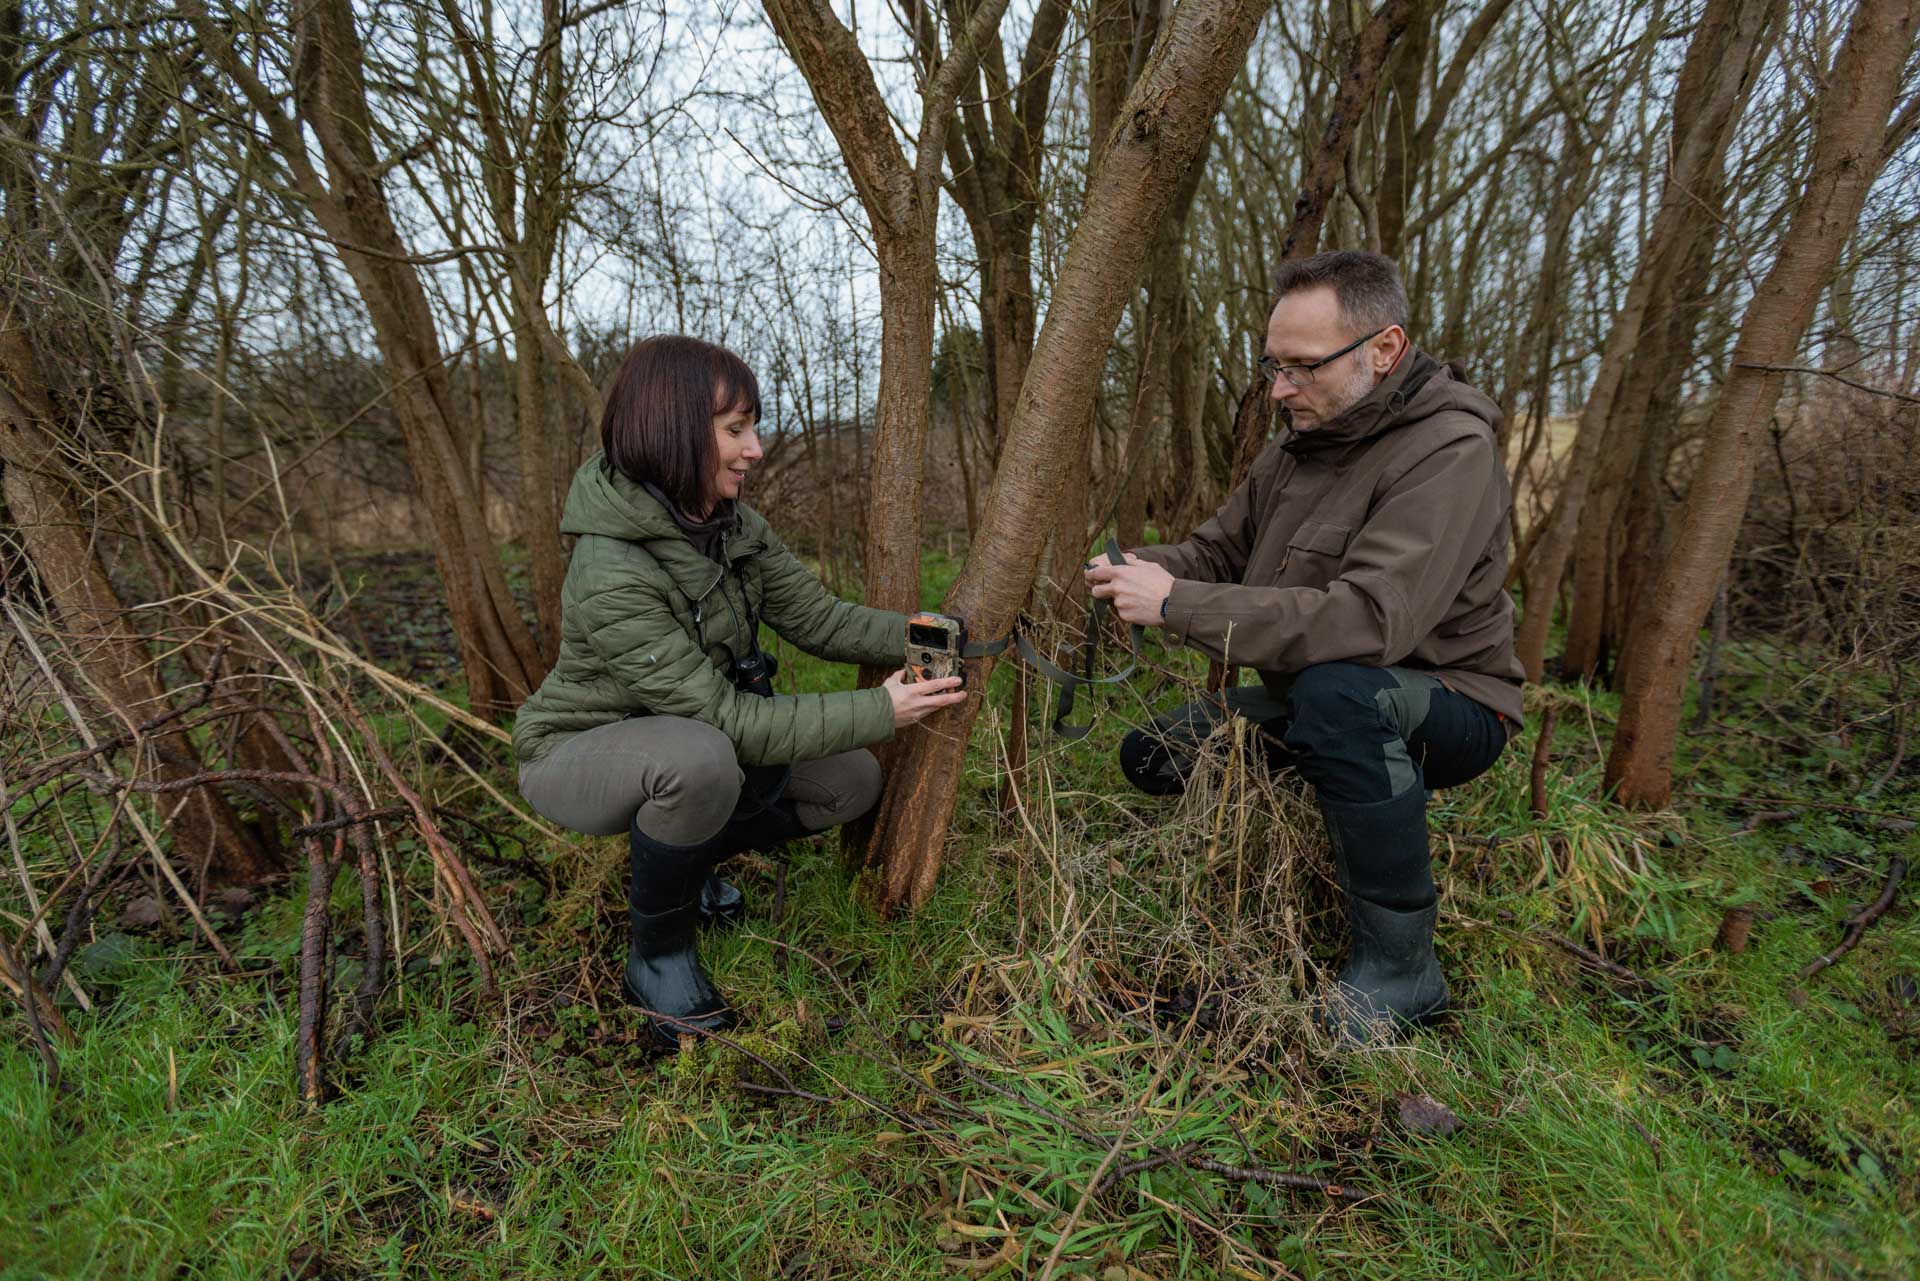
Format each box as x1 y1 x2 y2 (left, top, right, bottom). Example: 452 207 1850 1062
4 555 1917 1279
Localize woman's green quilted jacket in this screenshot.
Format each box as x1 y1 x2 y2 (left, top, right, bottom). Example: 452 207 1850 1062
511 455 906 767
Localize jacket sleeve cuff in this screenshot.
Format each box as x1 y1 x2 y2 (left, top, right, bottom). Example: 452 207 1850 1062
1129 545 1188 577
1160 578 1202 650
1160 579 1268 665
855 685 897 746
862 609 911 668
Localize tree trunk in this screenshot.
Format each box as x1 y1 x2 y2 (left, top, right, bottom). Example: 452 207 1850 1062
944 0 1070 457
1558 0 1779 682
1376 0 1433 259
1280 0 1418 261
1047 0 1144 603
0 328 277 885
430 0 585 666
1112 131 1212 550
1514 0 1782 682
195 0 546 717
860 0 1271 914
513 338 564 665
762 0 1012 664
1605 0 1916 808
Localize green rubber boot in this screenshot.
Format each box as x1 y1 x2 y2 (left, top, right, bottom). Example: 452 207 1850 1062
1317 788 1448 1045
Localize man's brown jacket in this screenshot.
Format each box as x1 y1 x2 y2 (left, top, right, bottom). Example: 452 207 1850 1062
1134 349 1526 728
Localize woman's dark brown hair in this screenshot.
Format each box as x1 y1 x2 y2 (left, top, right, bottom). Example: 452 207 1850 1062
600 335 761 514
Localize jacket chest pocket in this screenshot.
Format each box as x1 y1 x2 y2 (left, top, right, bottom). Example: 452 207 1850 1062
1277 521 1353 581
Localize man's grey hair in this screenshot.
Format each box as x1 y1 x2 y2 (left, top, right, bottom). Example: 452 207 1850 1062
1271 251 1410 334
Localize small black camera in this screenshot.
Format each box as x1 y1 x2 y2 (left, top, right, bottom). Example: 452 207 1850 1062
731 646 777 698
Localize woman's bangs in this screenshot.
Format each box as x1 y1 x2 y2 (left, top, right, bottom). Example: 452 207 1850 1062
711 352 762 422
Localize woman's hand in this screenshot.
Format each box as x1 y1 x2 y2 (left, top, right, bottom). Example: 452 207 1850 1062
883 670 968 728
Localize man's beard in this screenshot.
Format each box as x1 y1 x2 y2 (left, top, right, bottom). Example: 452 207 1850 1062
1294 359 1379 428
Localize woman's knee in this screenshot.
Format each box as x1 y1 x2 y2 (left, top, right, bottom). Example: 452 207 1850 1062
791 749 882 830
518 716 744 838
637 721 743 842
837 749 884 823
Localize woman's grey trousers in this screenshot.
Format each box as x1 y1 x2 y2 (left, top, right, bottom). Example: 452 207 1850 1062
517 715 882 844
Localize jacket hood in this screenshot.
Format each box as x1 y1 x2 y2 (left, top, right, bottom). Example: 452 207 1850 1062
559 454 772 612
560 453 684 542
1283 349 1501 453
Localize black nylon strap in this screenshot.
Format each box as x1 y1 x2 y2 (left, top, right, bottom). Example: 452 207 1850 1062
962 538 1135 739
945 539 1144 739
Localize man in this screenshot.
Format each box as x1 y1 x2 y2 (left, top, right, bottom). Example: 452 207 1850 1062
1086 250 1524 1046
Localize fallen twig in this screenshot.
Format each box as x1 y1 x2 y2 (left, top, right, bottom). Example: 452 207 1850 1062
1797 855 1906 981
1735 809 1796 835
1542 932 1658 992
1186 1155 1367 1202
1529 704 1558 820
1094 1140 1203 1194
291 806 410 838
737 1080 836 1106
1498 910 1659 993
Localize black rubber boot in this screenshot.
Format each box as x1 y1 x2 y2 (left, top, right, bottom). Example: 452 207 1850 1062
698 876 745 930
1119 728 1193 796
625 818 737 1051
696 799 812 931
1316 787 1447 1046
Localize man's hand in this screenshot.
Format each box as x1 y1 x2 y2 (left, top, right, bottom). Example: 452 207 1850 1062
1085 553 1175 626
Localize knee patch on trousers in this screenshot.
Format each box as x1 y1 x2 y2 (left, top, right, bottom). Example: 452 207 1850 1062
1120 729 1191 796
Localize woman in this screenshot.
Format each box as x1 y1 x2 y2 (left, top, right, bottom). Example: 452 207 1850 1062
513 335 966 1049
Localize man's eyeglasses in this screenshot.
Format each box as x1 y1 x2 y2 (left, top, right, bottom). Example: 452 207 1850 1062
1256 327 1388 387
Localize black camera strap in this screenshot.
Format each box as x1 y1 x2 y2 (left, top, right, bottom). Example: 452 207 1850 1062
693 558 790 813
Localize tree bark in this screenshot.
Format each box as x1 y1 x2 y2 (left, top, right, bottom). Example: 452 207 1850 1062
0 328 277 885
860 0 1271 914
192 0 547 716
1513 0 1779 682
1604 0 1917 808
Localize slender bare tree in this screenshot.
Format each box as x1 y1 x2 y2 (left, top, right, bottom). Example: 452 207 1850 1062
190 0 548 716
1514 0 1784 682
760 0 1012 638
1605 0 1919 807
860 0 1272 914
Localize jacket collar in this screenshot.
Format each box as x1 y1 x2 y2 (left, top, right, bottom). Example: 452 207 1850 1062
1281 348 1445 454
579 460 768 603
650 513 770 606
